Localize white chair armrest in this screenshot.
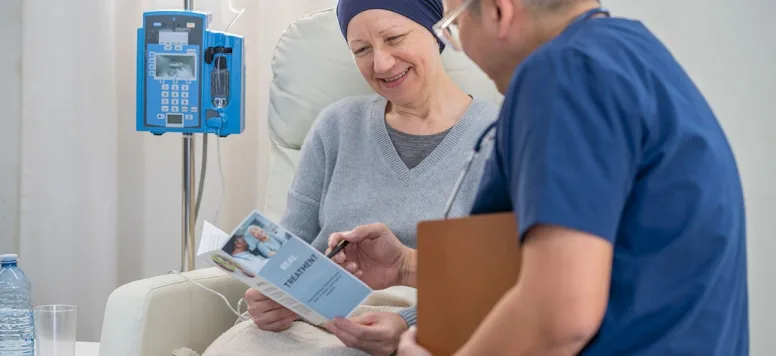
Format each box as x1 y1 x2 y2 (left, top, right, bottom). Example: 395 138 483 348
99 267 248 356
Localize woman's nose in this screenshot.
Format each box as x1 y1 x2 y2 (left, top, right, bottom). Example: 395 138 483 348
372 49 396 74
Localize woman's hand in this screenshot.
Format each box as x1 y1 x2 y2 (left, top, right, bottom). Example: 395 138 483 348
327 223 416 289
245 288 299 331
326 312 409 356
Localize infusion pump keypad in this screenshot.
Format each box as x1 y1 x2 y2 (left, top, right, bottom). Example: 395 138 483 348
159 83 196 114
146 43 200 128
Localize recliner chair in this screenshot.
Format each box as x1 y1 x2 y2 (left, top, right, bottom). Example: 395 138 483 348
98 8 502 356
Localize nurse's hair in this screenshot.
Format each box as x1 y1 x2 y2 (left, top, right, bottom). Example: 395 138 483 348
529 0 601 10
472 0 596 13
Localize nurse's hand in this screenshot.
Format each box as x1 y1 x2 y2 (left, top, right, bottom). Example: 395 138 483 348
398 327 432 356
326 312 409 356
327 223 417 289
245 288 299 331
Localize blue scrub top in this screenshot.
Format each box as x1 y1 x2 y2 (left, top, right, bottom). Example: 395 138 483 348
470 9 749 355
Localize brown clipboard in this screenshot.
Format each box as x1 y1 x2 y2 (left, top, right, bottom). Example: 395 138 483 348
416 212 522 355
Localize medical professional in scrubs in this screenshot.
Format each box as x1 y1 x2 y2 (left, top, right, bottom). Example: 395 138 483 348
326 0 750 355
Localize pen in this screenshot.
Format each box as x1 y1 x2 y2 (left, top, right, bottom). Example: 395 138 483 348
326 240 349 259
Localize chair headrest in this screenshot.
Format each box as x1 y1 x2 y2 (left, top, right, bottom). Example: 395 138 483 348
268 8 502 150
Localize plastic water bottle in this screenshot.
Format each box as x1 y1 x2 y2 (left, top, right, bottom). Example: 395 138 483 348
0 254 34 355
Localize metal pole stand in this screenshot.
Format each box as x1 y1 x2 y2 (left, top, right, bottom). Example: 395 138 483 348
182 133 196 271
181 0 196 272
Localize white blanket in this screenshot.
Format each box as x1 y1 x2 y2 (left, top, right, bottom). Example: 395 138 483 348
201 287 417 356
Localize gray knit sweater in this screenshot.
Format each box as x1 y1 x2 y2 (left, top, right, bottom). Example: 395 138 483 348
279 94 498 326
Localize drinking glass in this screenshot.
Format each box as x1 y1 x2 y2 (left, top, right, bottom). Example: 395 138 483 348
33 305 78 356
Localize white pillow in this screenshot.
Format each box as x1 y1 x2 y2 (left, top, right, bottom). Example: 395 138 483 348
267 7 503 151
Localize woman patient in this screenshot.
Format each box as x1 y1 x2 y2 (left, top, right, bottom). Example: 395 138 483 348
213 0 498 355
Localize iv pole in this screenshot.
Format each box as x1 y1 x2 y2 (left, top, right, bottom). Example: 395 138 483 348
182 0 196 272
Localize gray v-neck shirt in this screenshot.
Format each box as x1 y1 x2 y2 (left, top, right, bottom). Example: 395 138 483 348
386 124 453 169
280 93 497 251
278 94 498 325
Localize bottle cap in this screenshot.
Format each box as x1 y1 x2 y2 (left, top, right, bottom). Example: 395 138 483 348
0 254 18 263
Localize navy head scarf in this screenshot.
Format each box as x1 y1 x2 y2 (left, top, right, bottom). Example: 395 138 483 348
336 0 446 52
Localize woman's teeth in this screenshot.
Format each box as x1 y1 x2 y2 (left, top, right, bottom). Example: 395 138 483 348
384 69 409 83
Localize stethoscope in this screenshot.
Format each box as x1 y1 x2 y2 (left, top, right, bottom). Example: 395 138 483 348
441 7 611 219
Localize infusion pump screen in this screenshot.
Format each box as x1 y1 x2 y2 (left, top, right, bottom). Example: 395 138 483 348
154 54 196 80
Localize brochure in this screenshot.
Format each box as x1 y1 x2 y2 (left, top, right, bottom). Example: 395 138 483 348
197 210 373 326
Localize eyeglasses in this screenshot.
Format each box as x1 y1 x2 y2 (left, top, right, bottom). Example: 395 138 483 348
433 0 476 51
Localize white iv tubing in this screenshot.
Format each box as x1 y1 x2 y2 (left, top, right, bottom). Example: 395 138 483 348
203 0 244 227
213 126 226 226
173 2 248 320
169 270 251 324
224 0 245 32
214 0 243 223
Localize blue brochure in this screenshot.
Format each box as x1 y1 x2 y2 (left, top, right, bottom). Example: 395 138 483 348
198 210 373 325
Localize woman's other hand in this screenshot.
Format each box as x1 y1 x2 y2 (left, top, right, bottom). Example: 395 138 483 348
245 288 299 331
326 312 409 356
397 326 433 356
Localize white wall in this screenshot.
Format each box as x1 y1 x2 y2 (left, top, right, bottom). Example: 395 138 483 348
607 0 776 355
0 0 21 256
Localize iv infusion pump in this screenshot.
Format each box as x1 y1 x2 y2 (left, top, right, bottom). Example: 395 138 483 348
136 10 245 136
